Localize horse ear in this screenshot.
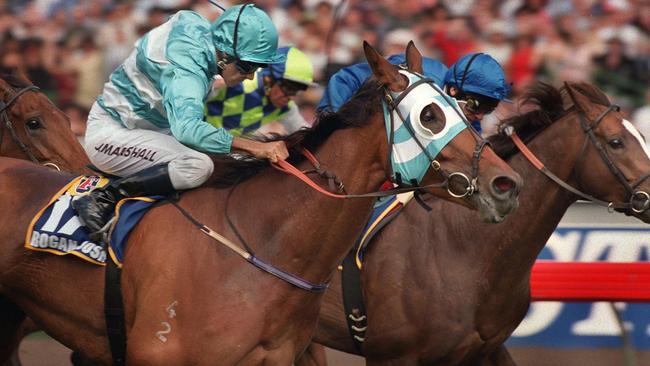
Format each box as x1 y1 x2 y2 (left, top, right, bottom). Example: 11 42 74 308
405 41 423 75
10 67 32 85
564 82 591 115
363 41 407 92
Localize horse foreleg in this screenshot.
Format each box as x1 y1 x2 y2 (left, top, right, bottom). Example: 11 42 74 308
0 296 25 365
477 345 517 366
294 343 327 366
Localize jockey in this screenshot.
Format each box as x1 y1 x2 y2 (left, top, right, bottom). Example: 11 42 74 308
317 52 510 134
73 5 287 237
442 53 511 133
204 46 317 137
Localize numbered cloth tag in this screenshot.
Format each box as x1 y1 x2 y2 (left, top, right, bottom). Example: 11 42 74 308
25 175 158 266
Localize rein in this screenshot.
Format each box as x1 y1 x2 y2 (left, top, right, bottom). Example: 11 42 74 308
506 102 650 214
0 84 61 170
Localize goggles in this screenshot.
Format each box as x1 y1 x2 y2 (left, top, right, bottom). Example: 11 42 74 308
276 79 308 96
234 59 265 74
460 92 499 115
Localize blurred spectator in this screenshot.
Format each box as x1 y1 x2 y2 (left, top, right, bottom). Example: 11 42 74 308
22 38 57 98
384 29 419 57
0 0 647 132
0 51 23 75
60 102 89 140
552 12 596 82
480 20 513 65
430 17 480 65
507 33 538 96
632 88 650 147
592 37 646 108
70 34 103 109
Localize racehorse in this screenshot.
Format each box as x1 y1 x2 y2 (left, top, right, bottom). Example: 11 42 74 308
0 72 89 172
0 71 90 366
0 42 520 365
302 81 650 365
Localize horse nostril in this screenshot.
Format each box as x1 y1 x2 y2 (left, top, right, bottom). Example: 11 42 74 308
492 176 517 195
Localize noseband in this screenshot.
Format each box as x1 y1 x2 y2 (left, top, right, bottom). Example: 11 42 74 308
384 77 488 199
0 84 60 170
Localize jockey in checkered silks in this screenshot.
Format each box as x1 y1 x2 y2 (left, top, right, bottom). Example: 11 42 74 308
204 46 317 138
73 5 290 239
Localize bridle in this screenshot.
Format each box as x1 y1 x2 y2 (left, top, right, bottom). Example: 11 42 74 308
383 74 489 199
507 85 650 214
0 84 60 171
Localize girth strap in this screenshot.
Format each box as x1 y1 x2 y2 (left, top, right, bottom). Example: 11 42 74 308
104 259 127 366
342 250 367 355
341 200 405 355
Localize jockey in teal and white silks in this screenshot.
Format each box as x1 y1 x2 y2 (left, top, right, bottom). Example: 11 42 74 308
74 5 287 238
318 52 510 134
204 46 317 138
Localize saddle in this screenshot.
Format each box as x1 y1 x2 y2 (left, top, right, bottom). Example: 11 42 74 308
26 175 162 267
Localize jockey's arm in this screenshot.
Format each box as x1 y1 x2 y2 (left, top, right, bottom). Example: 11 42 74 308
162 67 288 162
162 67 234 154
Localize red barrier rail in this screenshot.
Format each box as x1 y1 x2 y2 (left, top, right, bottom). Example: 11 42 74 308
531 261 650 302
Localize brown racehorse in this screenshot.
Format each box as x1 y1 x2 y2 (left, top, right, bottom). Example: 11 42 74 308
0 72 90 366
0 42 520 365
0 72 89 171
303 82 650 365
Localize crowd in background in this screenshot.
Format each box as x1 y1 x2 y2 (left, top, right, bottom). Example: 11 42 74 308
1 0 649 138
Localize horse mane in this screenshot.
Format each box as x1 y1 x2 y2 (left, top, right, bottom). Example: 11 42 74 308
208 79 383 187
0 73 32 92
488 81 611 159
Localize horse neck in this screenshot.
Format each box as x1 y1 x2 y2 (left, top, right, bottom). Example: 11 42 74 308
478 114 587 277
240 120 389 285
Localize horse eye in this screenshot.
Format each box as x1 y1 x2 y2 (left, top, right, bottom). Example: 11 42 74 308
26 118 42 130
608 138 624 149
421 109 434 122
419 104 446 134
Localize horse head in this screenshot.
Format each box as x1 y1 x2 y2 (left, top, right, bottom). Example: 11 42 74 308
0 70 89 172
561 82 650 222
363 41 521 222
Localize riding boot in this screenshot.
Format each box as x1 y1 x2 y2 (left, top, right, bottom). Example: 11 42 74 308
72 164 175 238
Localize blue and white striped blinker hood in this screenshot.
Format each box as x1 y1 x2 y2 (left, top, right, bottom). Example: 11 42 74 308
383 70 468 184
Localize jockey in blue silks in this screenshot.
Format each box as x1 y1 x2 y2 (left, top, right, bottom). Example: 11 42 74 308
442 53 511 133
318 52 510 134
74 4 288 237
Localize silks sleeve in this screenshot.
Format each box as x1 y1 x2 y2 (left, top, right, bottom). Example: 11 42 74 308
161 67 234 154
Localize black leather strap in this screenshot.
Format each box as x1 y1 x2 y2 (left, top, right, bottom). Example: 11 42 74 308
341 250 367 355
104 259 127 366
341 202 405 355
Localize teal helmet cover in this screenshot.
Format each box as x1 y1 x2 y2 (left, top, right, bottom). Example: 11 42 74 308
211 4 285 64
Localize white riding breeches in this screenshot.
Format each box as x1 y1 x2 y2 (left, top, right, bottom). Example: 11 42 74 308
83 102 214 190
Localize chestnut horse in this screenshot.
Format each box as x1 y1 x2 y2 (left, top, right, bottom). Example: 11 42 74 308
303 82 650 365
0 42 520 365
0 72 90 366
0 73 89 171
